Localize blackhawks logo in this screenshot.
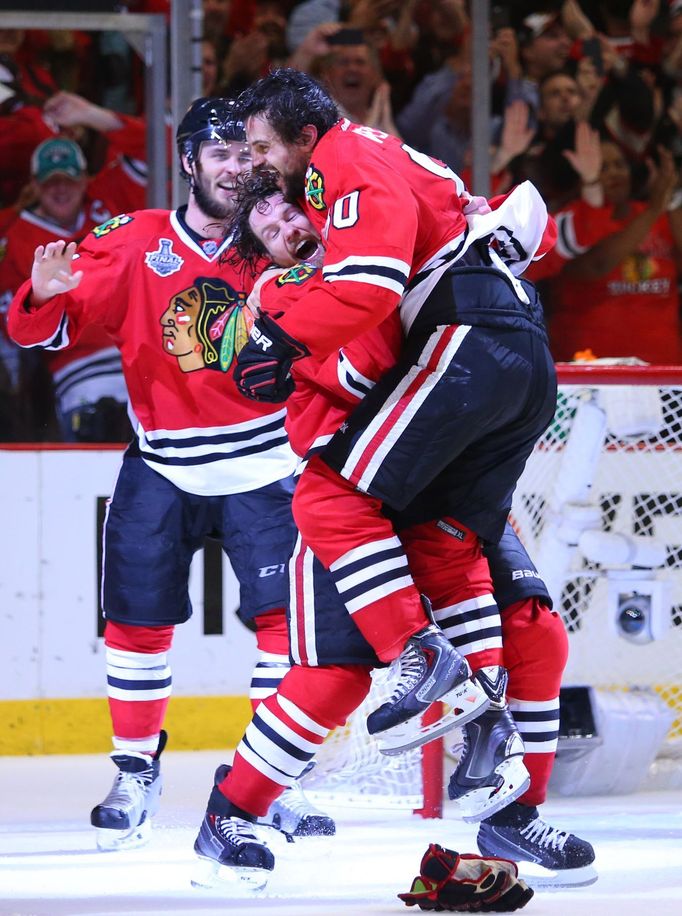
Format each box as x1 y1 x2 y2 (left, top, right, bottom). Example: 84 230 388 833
275 265 316 286
305 165 326 211
160 277 252 374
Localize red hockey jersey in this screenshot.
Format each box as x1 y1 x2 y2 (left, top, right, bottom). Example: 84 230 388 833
8 209 296 495
255 263 402 459
277 121 554 356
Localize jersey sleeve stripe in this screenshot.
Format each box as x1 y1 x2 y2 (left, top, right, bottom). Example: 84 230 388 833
555 210 587 260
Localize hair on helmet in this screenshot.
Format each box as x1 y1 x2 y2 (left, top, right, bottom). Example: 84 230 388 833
176 96 246 179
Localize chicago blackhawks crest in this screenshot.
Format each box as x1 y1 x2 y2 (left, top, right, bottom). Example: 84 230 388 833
275 264 316 286
304 165 326 211
160 277 252 373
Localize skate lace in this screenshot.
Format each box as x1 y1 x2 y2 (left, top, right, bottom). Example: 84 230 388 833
278 783 319 817
521 816 569 851
388 645 425 702
104 768 153 808
215 815 259 846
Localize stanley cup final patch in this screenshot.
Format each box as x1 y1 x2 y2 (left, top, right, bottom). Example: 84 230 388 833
145 238 184 277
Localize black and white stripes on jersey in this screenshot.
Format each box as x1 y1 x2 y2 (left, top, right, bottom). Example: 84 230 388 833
132 408 297 497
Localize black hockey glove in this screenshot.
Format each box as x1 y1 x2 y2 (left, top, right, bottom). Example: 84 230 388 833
398 844 534 913
234 313 310 403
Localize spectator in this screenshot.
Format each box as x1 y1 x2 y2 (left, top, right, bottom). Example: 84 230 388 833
218 1 291 96
0 138 128 442
0 28 57 101
0 54 56 207
504 11 573 128
511 70 586 211
530 140 682 364
317 30 401 135
397 41 475 173
201 37 220 97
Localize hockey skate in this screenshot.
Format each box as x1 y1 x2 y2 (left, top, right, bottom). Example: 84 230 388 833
447 667 530 823
477 801 597 888
259 780 336 840
192 765 274 891
367 623 490 755
90 730 166 851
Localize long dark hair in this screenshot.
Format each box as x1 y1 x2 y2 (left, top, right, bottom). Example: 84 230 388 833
236 67 339 144
225 168 284 273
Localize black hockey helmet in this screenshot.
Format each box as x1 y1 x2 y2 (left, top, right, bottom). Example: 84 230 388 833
176 96 246 179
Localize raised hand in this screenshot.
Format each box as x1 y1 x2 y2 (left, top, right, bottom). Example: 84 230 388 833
563 121 602 184
31 240 84 306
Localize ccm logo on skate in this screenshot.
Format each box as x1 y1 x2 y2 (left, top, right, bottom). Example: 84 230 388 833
511 569 541 580
258 564 286 578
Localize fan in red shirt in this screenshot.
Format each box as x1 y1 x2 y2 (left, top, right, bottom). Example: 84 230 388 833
0 136 124 441
529 140 682 364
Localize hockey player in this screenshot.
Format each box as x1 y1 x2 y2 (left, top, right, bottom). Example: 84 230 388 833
233 68 556 739
228 75 597 886
5 98 333 852
190 182 594 890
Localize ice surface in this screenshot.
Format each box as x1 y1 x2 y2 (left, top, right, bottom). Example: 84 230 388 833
1 749 682 915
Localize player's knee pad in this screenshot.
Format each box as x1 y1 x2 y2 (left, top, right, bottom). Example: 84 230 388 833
277 664 373 731
104 620 175 654
501 597 568 698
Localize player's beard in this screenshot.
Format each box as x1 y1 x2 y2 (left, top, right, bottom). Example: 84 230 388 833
281 161 309 205
192 173 234 221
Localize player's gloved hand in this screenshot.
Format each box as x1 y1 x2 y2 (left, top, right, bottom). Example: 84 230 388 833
234 313 310 403
398 844 533 913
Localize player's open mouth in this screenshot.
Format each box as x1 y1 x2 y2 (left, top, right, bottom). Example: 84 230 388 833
295 239 318 260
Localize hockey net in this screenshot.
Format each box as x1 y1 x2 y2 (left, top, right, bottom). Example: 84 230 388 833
512 363 682 763
305 364 682 813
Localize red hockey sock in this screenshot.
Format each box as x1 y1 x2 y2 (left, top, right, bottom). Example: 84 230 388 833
401 518 503 671
502 598 569 805
104 620 175 755
250 607 290 711
218 664 372 816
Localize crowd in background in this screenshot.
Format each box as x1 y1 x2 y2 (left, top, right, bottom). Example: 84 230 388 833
2 0 682 442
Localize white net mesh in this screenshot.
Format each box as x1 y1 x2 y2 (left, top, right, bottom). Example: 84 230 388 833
511 374 682 756
302 665 425 809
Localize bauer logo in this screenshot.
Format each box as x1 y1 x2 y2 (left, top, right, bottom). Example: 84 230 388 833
511 569 542 580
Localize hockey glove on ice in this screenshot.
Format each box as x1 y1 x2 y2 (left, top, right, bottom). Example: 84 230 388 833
234 313 310 403
398 843 533 912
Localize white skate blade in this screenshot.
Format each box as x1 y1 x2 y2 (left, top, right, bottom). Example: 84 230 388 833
191 855 271 892
94 816 152 851
377 679 490 756
456 756 531 823
516 861 598 889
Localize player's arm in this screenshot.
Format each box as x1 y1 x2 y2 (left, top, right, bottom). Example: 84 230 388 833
276 159 419 359
7 231 126 350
